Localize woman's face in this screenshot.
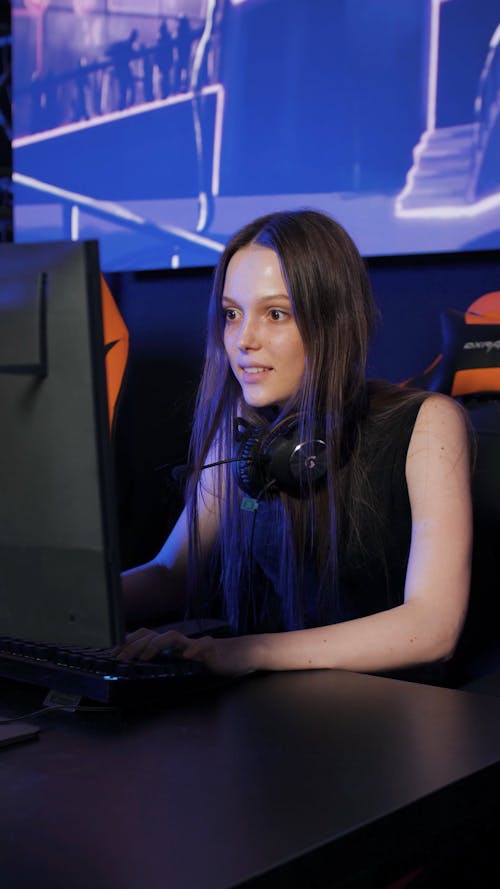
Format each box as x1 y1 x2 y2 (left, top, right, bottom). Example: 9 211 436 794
222 244 306 408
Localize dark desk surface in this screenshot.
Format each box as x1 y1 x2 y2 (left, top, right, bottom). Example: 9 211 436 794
1 669 500 889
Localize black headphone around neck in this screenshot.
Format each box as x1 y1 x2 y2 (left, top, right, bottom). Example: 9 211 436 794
233 417 328 498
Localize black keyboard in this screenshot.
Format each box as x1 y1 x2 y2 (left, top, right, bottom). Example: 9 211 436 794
0 636 210 705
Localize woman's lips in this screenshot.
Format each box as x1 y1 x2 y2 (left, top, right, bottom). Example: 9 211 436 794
240 365 272 382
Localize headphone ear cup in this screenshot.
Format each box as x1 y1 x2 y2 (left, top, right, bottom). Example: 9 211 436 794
233 418 328 499
266 427 327 494
233 425 269 498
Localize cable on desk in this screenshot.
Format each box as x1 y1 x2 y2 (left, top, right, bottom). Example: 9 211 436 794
0 703 118 724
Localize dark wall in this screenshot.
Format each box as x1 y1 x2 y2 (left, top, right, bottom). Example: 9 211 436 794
111 266 213 568
112 249 500 569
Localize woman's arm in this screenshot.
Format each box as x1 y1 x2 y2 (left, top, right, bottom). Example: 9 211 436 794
241 394 472 673
121 472 220 630
121 509 190 629
119 395 473 675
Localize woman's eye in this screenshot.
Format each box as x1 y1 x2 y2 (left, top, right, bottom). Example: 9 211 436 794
223 308 238 322
270 309 287 321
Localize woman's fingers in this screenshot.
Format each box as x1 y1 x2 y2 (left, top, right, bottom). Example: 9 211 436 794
115 631 257 676
111 626 153 656
116 628 190 661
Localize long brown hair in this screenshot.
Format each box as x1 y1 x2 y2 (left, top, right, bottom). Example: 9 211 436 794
185 210 418 630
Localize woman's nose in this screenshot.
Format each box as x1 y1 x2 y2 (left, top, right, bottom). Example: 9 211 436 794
238 316 260 350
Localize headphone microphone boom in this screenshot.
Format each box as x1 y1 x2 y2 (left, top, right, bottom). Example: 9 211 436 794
166 419 328 499
233 417 327 498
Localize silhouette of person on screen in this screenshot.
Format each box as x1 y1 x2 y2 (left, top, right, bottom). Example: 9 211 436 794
120 210 472 681
155 22 174 99
71 58 90 122
30 69 60 132
173 15 202 92
106 29 138 110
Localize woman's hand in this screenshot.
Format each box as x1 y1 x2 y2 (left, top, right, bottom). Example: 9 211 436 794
115 627 260 677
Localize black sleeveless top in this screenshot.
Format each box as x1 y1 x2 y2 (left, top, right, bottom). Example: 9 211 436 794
248 395 427 633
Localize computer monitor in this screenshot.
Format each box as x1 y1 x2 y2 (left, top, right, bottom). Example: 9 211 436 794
0 240 124 647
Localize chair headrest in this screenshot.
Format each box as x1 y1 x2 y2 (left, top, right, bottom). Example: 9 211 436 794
404 291 500 398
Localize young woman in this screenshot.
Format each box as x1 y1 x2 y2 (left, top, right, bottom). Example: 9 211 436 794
119 210 472 679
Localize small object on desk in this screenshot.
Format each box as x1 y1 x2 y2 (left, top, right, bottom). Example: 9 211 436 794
43 689 82 711
0 722 40 749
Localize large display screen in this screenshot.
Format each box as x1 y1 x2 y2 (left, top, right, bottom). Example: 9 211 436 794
12 0 500 272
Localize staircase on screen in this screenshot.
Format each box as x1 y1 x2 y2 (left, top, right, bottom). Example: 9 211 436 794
397 122 480 211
